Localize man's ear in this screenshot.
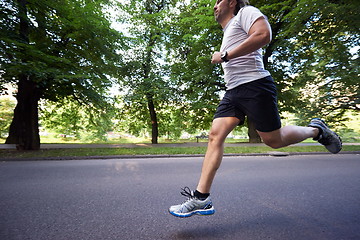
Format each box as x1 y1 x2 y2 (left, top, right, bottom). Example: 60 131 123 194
229 0 237 8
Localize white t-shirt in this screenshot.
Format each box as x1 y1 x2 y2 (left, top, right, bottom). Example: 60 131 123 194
220 6 270 90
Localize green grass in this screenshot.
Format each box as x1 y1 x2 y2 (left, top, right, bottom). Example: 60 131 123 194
1 145 359 160
1 132 329 145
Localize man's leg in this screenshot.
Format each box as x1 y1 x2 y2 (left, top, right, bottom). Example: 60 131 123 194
168 117 240 217
258 125 318 149
258 120 342 154
196 117 240 194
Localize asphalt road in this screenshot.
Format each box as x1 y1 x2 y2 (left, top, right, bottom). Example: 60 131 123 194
0 154 359 240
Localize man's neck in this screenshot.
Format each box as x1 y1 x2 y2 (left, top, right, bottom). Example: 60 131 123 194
219 15 234 29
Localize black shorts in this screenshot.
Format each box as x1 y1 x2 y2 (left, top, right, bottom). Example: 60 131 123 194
214 76 281 132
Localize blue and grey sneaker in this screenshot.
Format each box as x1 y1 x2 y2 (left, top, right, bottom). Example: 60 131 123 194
308 118 342 154
169 187 215 218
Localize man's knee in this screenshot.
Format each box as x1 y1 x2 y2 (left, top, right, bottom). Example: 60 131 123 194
208 130 224 146
208 130 219 141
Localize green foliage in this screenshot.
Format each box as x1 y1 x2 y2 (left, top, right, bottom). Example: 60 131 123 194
0 0 123 101
0 0 125 147
114 0 359 139
2 0 358 144
167 0 224 131
0 96 16 138
39 97 116 142
256 0 360 123
116 0 185 141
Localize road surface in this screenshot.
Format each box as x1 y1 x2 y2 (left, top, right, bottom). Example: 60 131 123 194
0 154 359 239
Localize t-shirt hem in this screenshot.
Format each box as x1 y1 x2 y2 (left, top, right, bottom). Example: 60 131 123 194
225 73 271 90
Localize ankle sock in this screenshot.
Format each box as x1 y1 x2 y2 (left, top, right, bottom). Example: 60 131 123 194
194 190 210 200
314 127 323 140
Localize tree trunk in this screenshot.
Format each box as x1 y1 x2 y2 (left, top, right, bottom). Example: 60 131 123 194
6 76 41 150
5 0 41 150
247 118 262 143
147 94 158 144
143 21 160 144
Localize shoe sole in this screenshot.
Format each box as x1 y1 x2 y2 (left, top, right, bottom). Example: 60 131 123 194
169 208 215 218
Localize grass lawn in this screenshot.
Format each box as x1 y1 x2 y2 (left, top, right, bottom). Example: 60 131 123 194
1 145 359 160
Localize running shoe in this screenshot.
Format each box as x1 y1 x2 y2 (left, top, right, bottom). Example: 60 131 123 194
308 118 342 154
169 187 215 218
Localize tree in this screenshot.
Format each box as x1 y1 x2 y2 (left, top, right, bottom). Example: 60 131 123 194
168 0 264 141
117 0 181 144
167 0 359 141
255 0 359 125
0 0 123 149
288 0 359 124
167 0 225 130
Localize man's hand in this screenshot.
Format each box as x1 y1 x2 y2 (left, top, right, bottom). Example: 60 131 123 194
211 51 223 64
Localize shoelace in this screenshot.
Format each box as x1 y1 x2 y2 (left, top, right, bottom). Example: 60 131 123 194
180 187 194 199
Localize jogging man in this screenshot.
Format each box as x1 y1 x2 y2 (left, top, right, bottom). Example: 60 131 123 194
169 0 342 218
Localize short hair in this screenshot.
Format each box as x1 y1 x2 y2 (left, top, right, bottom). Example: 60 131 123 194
233 0 249 15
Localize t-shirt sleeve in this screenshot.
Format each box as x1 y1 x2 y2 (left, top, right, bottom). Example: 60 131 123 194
236 6 266 34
